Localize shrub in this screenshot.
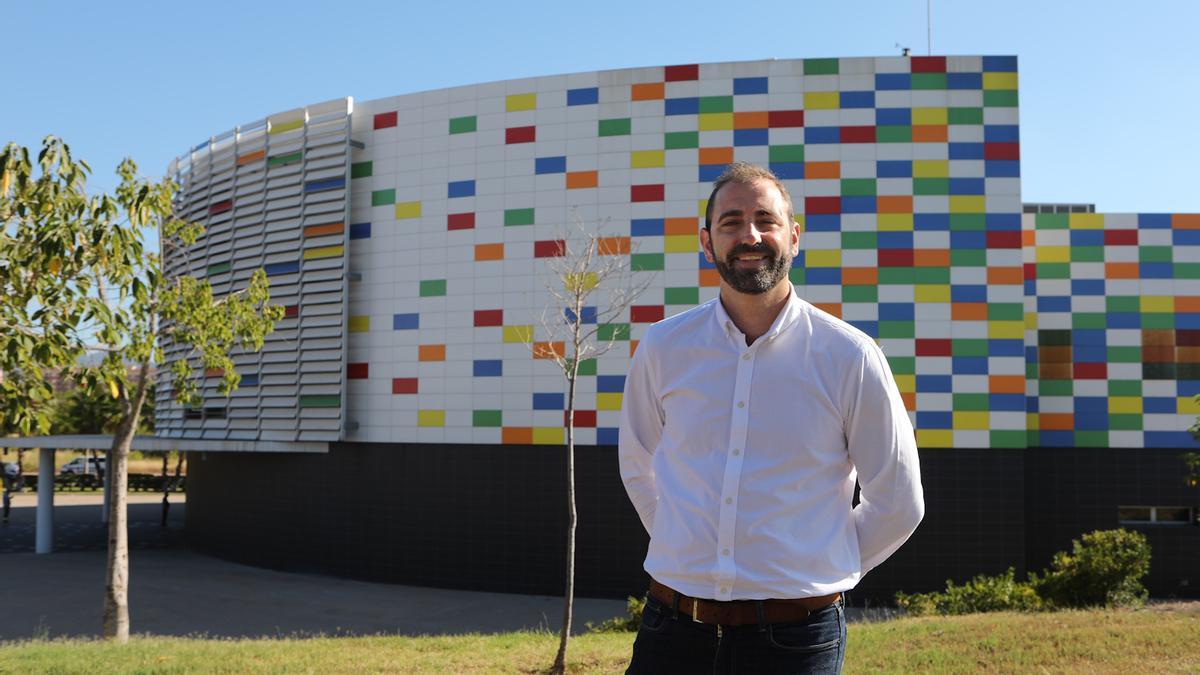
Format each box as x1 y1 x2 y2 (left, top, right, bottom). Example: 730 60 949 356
896 568 1041 617
587 595 645 633
1030 528 1151 609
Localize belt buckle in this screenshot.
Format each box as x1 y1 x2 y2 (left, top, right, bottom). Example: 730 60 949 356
692 598 703 623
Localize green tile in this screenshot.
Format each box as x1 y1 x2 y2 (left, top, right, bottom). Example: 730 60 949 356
598 323 631 341
351 161 373 179
576 359 596 377
665 287 699 305
371 189 396 206
914 267 950 284
1037 329 1071 346
1108 414 1143 431
420 279 447 297
877 125 912 143
768 145 805 163
912 73 947 90
949 214 987 231
984 90 1019 107
665 131 699 149
1106 296 1140 313
206 262 230 275
1074 431 1107 447
953 393 988 411
1107 346 1142 363
698 96 733 114
1071 313 1106 329
1040 380 1073 396
1026 362 1038 379
599 118 632 137
1034 213 1068 229
1142 313 1175 329
878 268 915 285
1071 246 1104 262
990 430 1026 448
843 285 878 303
841 178 876 196
473 410 502 427
1176 262 1200 279
948 107 984 125
988 303 1023 321
951 249 987 266
299 395 340 408
505 208 535 226
879 320 914 338
1036 263 1070 279
1139 246 1172 263
631 253 664 271
788 268 805 284
449 116 477 134
268 151 302 167
842 232 877 249
953 339 988 357
1109 380 1142 396
914 178 950 195
804 58 839 75
888 355 916 375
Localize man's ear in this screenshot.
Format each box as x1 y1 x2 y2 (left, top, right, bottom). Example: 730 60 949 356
700 227 715 264
790 219 801 256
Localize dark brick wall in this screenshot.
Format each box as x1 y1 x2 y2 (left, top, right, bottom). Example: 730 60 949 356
187 444 1200 603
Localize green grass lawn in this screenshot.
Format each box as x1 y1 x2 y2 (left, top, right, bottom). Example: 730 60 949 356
0 603 1196 673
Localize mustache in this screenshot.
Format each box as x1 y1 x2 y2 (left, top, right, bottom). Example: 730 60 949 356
726 243 775 259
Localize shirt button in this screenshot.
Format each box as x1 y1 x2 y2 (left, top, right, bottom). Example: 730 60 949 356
732 448 741 456
725 497 733 504
737 401 745 408
742 353 750 360
720 587 728 594
722 548 730 556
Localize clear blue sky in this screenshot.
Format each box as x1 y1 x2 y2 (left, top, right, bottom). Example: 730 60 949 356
4 0 1197 212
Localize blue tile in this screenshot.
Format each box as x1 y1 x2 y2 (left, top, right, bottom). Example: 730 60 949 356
950 231 987 249
1178 380 1200 396
875 73 911 90
393 313 419 330
1106 312 1141 328
1146 431 1193 448
567 87 599 106
265 261 300 276
473 359 503 377
1074 345 1107 362
949 177 986 195
805 214 841 231
806 268 842 285
984 125 1020 142
699 164 725 181
304 177 345 193
632 218 664 237
989 394 1025 411
917 375 952 393
917 411 953 429
983 56 1018 72
1026 396 1038 412
734 128 769 146
734 77 769 95
840 91 875 108
877 160 912 177
841 196 876 214
665 97 699 115
949 142 984 160
1069 230 1105 247
597 375 626 393
1140 262 1174 278
879 303 915 321
535 156 567 174
1074 414 1108 431
915 213 950 231
698 251 715 269
952 356 988 374
533 392 565 410
769 162 804 179
1040 430 1074 447
848 320 878 338
878 231 913 249
1038 296 1071 312
349 222 371 240
984 160 1020 177
240 374 260 387
1024 280 1037 296
876 108 911 125
805 126 840 144
1070 279 1105 296
1073 329 1107 346
947 72 982 89
564 306 597 324
951 284 987 302
597 427 619 445
986 213 1021 230
1144 396 1176 413
1174 230 1200 245
448 179 476 198
1025 345 1038 364
1178 313 1200 329
1138 213 1172 229
988 339 1024 357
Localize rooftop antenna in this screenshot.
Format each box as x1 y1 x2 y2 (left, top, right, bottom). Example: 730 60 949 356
896 43 911 57
927 0 933 55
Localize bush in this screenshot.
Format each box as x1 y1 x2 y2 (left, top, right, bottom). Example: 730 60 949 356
1031 529 1151 609
896 568 1042 617
587 595 645 633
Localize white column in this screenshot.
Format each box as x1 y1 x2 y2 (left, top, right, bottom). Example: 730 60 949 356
36 447 54 554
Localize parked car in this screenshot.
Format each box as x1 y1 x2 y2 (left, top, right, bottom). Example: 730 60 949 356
59 457 105 476
2 462 18 479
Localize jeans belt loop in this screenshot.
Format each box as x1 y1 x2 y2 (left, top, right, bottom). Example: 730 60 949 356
671 590 681 620
755 600 767 632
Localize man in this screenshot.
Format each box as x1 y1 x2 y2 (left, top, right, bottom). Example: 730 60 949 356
618 162 924 673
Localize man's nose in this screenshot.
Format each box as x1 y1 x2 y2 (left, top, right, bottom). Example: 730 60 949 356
737 223 762 245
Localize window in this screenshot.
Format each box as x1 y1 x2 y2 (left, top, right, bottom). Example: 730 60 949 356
1118 506 1194 525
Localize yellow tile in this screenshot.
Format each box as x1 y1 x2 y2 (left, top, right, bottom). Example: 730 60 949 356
698 199 709 218
303 245 344 260
417 410 445 427
395 201 422 219
1025 312 1038 329
506 93 537 111
533 427 564 445
698 113 733 131
348 316 370 332
983 72 1018 90
563 272 598 292
804 92 840 110
269 119 304 134
949 196 986 213
877 213 914 231
806 249 841 267
1068 213 1104 229
912 160 949 178
988 321 1024 339
1026 413 1039 429
1140 296 1174 313
503 325 533 343
794 214 806 232
916 428 953 448
1109 397 1144 414
1035 246 1070 263
912 107 948 125
631 150 665 169
664 234 698 253
597 392 623 410
894 374 915 393
1178 396 1200 414
915 285 950 303
953 411 990 430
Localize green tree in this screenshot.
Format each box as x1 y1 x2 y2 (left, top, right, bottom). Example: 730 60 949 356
0 136 283 642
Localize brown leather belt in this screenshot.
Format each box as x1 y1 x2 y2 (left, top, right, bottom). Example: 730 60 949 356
649 579 841 626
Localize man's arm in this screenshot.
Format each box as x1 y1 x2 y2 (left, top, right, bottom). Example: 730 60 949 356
845 341 925 574
618 339 663 535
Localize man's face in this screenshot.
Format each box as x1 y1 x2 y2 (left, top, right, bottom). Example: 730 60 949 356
700 179 800 295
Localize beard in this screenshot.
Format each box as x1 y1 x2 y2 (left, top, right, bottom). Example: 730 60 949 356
712 241 792 294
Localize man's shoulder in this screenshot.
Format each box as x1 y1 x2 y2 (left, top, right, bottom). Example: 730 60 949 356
641 299 719 346
794 297 880 356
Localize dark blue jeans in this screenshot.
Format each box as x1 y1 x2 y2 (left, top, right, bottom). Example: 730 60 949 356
626 594 845 674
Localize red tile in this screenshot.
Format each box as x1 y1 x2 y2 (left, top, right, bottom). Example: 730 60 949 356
373 111 398 130
447 212 475 230
566 410 597 428
347 363 369 379
474 309 503 327
534 239 566 258
631 184 664 202
878 249 915 267
984 142 1020 160
986 231 1022 249
768 110 805 127
805 196 841 215
1024 263 1037 280
209 199 233 215
506 126 536 144
284 305 299 318
910 56 946 73
665 64 699 81
392 378 418 394
840 126 876 143
1105 229 1138 246
1073 362 1107 380
630 305 664 323
916 339 952 357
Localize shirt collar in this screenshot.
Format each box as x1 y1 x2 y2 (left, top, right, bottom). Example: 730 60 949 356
712 283 803 345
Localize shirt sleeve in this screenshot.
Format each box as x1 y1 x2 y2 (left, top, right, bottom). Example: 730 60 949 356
618 336 664 535
845 340 925 575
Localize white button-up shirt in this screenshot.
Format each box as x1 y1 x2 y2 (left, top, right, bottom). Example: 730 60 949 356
618 288 924 601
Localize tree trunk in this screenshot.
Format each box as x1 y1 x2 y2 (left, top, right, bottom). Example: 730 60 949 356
103 411 133 643
160 453 170 527
552 369 579 674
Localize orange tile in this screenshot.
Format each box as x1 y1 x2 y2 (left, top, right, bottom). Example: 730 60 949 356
1038 363 1072 380
805 161 840 179
1105 262 1139 279
914 249 950 267
876 195 912 213
665 217 699 235
734 111 769 129
842 267 878 286
951 302 988 321
989 375 1025 394
475 243 504 261
699 147 733 165
1176 296 1200 312
598 236 631 255
1142 329 1175 347
1177 346 1200 363
1173 214 1200 229
566 170 598 189
1039 413 1074 431
533 341 564 359
699 269 720 287
629 340 639 357
1039 346 1073 363
236 149 265 166
204 367 225 377
901 392 917 412
418 344 446 361
814 302 842 318
303 222 344 237
1143 345 1175 363
988 266 1024 285
1022 230 1036 246
912 125 948 143
631 82 665 101
502 427 533 444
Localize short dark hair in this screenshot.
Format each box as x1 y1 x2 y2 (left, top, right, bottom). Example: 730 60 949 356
703 162 795 231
